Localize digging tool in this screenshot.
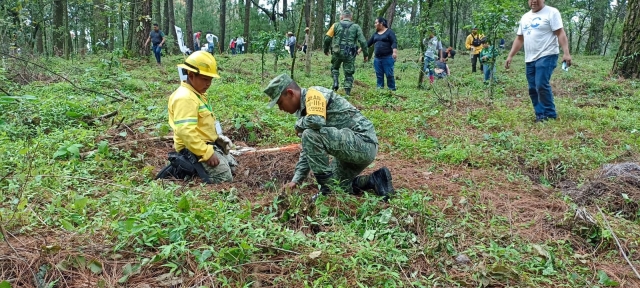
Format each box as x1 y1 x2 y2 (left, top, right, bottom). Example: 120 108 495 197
230 144 301 156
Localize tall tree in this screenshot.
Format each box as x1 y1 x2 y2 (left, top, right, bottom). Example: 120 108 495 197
186 0 194 51
153 0 161 26
135 0 153 56
282 0 287 19
92 0 108 50
219 0 226 53
603 0 625 55
163 0 170 34
243 0 250 52
330 0 337 26
305 0 313 76
314 0 325 49
612 0 640 78
304 0 310 27
168 0 177 53
53 0 64 55
585 0 608 55
386 0 397 28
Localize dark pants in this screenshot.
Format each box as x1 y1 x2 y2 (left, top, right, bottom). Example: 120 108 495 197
302 45 307 53
231 48 236 55
374 55 396 90
471 54 479 73
152 44 162 63
289 45 295 58
237 44 244 54
526 54 559 119
194 43 200 51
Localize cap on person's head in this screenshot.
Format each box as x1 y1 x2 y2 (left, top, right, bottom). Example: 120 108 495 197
287 31 293 35
342 10 352 17
264 73 293 108
472 26 478 30
305 27 310 31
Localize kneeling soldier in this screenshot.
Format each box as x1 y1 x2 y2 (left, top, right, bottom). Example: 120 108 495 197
263 73 394 200
166 51 237 183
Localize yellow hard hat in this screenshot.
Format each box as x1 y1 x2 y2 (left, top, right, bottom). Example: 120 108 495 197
177 51 220 78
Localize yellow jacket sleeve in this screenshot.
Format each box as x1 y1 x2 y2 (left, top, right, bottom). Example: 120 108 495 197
171 96 214 162
465 35 473 50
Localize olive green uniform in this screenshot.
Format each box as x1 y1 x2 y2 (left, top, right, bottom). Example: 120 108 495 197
291 87 378 192
323 20 369 91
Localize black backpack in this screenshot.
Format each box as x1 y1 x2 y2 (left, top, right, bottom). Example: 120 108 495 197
155 149 213 184
472 36 482 47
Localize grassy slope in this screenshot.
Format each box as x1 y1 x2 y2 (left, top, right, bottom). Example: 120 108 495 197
1 49 639 287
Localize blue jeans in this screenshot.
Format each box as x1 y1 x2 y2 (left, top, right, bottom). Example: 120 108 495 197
483 63 496 82
231 48 236 55
152 44 162 63
423 56 435 77
526 54 558 119
194 43 200 51
374 55 396 90
207 43 215 54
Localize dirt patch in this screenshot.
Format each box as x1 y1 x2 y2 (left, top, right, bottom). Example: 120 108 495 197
562 162 640 220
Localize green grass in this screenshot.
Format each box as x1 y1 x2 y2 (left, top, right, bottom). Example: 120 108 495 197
0 49 639 287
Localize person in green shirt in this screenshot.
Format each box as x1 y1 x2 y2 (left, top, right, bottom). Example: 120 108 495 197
479 38 499 84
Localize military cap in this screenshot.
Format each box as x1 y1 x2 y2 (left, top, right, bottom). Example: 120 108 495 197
342 10 352 16
264 73 293 108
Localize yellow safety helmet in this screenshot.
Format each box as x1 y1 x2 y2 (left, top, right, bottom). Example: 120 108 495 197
177 51 220 78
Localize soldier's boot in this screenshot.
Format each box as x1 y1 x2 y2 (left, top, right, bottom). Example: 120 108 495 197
344 88 351 96
352 167 395 199
332 75 339 91
310 172 333 202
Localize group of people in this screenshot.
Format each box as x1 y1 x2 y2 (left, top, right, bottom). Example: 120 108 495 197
157 0 572 203
160 50 395 202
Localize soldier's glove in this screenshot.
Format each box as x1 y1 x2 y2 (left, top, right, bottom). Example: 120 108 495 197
215 135 235 155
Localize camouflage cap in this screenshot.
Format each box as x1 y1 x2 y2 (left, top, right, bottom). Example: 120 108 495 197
342 10 352 16
264 73 293 108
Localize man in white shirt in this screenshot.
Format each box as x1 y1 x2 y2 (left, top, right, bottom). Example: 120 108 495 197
505 0 572 122
205 32 218 54
236 36 245 54
286 32 296 58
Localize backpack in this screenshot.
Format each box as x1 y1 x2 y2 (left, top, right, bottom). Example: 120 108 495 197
471 36 482 47
331 21 356 56
155 149 213 184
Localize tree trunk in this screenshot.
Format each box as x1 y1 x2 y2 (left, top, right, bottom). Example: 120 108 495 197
186 0 194 51
585 0 607 55
612 0 639 78
603 0 625 55
168 0 177 54
314 0 325 49
153 0 161 26
53 0 64 55
244 0 251 52
362 0 372 37
127 0 136 53
330 0 337 26
410 0 418 25
63 0 71 58
35 22 44 53
137 0 152 57
385 0 397 28
283 0 287 19
219 0 226 53
306 0 313 76
163 0 170 34
304 0 310 27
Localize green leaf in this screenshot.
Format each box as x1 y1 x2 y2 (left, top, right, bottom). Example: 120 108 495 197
0 280 12 288
89 260 103 274
66 111 83 118
598 270 619 286
74 197 88 212
67 144 83 157
198 250 213 263
363 229 376 241
60 219 74 230
177 195 190 212
53 149 68 159
119 131 128 137
98 140 109 154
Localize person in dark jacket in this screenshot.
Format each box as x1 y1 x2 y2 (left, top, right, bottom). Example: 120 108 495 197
365 17 398 91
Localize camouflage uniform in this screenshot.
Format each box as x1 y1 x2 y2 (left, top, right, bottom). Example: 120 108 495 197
323 18 369 93
264 74 394 196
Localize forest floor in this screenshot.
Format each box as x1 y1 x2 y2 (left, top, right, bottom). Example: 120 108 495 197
1 48 639 287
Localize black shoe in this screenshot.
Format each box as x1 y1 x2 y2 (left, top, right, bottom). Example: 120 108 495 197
332 75 339 91
371 167 395 198
345 88 351 96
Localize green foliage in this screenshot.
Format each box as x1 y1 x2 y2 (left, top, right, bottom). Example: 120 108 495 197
1 50 639 286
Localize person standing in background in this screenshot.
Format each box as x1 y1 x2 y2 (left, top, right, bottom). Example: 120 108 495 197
365 17 398 91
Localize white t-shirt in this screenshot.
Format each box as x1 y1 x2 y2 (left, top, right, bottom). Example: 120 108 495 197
205 34 218 44
517 5 563 62
236 37 244 45
423 36 442 59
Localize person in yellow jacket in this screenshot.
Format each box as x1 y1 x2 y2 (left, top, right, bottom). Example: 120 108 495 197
465 27 484 73
168 51 237 183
